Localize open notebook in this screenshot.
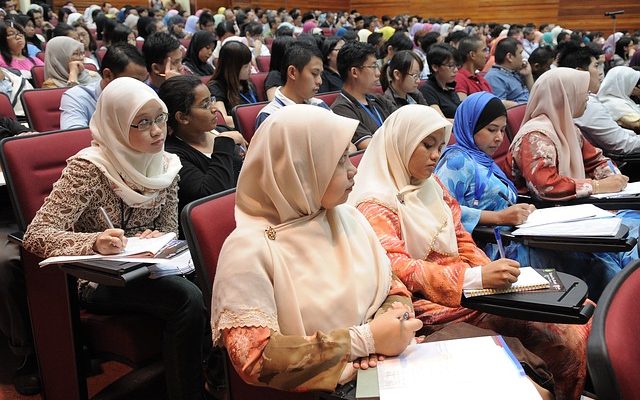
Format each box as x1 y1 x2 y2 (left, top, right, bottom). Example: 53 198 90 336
516 204 613 229
463 267 550 298
512 217 622 237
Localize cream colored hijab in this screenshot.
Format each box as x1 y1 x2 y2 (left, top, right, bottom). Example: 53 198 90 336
348 105 456 260
44 36 97 87
510 68 589 179
597 66 640 121
73 77 181 208
211 105 391 345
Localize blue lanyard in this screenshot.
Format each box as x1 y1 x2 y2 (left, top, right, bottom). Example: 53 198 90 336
359 102 383 127
239 91 257 104
473 165 496 206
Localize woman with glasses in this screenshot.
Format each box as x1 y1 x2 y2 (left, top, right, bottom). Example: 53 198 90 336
419 43 460 119
380 50 427 108
42 36 100 88
0 21 43 78
23 77 208 400
159 75 246 217
319 36 344 94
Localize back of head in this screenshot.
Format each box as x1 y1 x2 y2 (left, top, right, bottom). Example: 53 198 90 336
557 41 593 69
386 31 413 52
158 75 202 132
528 46 555 67
494 37 519 64
419 31 440 53
142 32 180 72
337 40 376 80
136 16 153 39
281 41 322 84
270 35 296 71
215 20 235 38
457 35 483 63
101 42 146 76
380 50 422 91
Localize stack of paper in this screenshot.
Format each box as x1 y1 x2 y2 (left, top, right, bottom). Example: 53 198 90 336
517 204 613 229
147 251 195 279
463 267 550 297
591 181 640 199
512 217 622 237
372 336 540 400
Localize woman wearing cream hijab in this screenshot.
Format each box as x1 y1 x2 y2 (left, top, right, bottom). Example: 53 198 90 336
349 104 588 400
24 78 206 400
597 65 640 130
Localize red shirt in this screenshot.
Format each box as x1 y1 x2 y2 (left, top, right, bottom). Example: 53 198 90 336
455 67 493 95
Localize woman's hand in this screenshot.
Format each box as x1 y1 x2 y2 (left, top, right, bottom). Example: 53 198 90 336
93 228 127 255
68 60 84 75
481 259 520 289
135 229 164 239
353 354 384 370
497 204 535 226
596 175 629 194
369 302 422 356
218 130 248 148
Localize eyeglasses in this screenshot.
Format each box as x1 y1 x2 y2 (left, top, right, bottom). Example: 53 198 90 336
359 64 380 71
192 96 216 110
407 72 420 81
130 112 169 130
442 63 458 69
6 31 24 39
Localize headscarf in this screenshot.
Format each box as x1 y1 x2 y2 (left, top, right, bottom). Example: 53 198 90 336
185 15 198 34
163 9 179 25
550 26 563 45
66 12 83 26
73 78 181 208
597 66 640 121
183 31 215 76
409 22 424 38
542 32 553 46
604 32 623 55
124 13 139 30
440 92 516 199
167 15 185 34
302 19 317 34
44 37 97 87
348 105 456 260
510 68 589 179
211 105 391 345
440 23 451 37
431 23 441 33
83 5 101 28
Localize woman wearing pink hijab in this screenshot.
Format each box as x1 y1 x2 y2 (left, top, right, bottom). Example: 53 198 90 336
302 19 317 34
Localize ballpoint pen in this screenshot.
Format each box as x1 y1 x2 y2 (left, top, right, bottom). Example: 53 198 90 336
497 191 515 206
494 227 506 259
99 206 115 229
607 160 619 175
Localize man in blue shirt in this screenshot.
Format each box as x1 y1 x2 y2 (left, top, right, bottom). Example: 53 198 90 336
485 37 533 105
59 43 148 129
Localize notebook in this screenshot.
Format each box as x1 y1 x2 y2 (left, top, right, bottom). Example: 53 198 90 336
512 217 622 237
591 181 640 199
516 204 613 229
463 267 550 298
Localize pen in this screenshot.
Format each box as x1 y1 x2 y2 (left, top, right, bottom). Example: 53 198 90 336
607 160 619 175
497 191 515 206
99 207 115 229
494 227 506 258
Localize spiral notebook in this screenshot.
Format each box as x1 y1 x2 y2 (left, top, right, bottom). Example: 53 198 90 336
463 267 550 298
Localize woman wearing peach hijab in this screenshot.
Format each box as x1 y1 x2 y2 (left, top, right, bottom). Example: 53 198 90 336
349 104 587 400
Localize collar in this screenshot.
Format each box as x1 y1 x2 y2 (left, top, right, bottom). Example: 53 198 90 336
275 86 323 106
340 88 378 106
491 64 520 77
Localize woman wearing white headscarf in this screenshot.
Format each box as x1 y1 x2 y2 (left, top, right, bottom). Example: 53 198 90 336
597 65 640 130
23 77 207 400
66 12 84 27
83 4 102 29
42 36 100 88
349 104 589 400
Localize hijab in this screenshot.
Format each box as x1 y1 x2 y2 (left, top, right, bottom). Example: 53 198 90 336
43 37 97 87
510 68 589 179
211 105 391 345
550 26 563 45
83 5 101 28
440 92 516 198
66 12 83 26
409 22 424 38
185 15 198 34
302 19 317 34
73 77 181 208
348 105 456 260
604 32 623 55
597 66 640 121
124 13 139 30
183 31 215 76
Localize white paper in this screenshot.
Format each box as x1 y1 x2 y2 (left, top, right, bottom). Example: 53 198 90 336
147 251 195 279
377 336 540 400
463 267 550 297
512 217 622 237
591 181 640 199
517 204 613 229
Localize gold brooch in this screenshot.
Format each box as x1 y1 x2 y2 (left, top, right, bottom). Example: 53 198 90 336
265 226 276 240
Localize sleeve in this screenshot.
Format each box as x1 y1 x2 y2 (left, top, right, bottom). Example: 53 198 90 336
331 101 372 146
575 101 640 155
22 159 102 258
517 132 594 200
59 90 90 129
581 134 615 180
173 138 236 207
255 111 269 130
152 176 180 236
484 72 507 100
419 84 440 107
208 81 227 104
435 152 482 232
454 74 470 95
223 326 351 391
459 206 482 234
357 201 469 308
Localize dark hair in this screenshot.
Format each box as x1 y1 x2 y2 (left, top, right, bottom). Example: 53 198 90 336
386 31 413 52
337 40 376 80
215 20 235 38
136 16 153 40
341 29 358 42
419 31 440 53
158 75 203 132
457 35 484 62
270 35 296 71
198 12 214 29
13 14 43 49
321 36 342 64
557 41 594 70
556 31 570 44
445 30 467 45
276 25 294 37
58 7 73 23
101 42 145 75
380 50 423 91
106 23 132 45
0 21 32 65
528 46 555 67
616 37 636 60
367 32 383 47
142 32 180 71
507 25 522 37
281 41 322 84
427 43 455 73
50 22 75 40
241 21 262 37
210 41 252 107
494 37 520 64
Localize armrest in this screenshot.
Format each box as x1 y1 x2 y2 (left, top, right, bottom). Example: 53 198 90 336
8 231 23 245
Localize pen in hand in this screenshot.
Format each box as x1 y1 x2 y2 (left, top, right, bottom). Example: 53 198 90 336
607 160 619 175
497 191 515 206
97 207 126 252
99 206 114 229
494 227 506 259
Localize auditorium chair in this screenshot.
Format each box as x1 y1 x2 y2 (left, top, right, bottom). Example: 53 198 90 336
316 90 340 106
505 103 527 140
232 101 268 142
31 64 98 88
0 92 17 120
256 55 271 72
250 71 268 102
20 88 67 132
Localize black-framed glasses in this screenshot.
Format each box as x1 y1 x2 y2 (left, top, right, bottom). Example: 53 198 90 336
130 112 169 130
192 96 216 110
6 31 24 39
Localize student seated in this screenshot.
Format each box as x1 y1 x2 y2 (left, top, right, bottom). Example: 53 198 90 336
331 41 395 150
349 104 589 400
181 31 215 77
381 50 427 108
484 37 533 104
142 32 183 92
159 75 245 216
208 41 257 128
255 41 329 129
419 44 461 119
0 20 43 78
319 36 345 93
597 66 640 131
528 46 555 81
559 43 640 155
455 35 493 101
436 92 632 300
264 35 295 101
0 66 32 117
60 43 148 130
42 36 101 88
23 77 207 400
212 105 553 397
